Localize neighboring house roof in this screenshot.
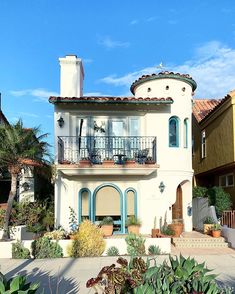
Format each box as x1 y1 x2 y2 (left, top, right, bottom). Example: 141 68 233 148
49 96 174 105
0 111 9 125
130 71 197 94
193 91 235 123
193 99 222 123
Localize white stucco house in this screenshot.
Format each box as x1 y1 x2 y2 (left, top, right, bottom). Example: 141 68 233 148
49 55 197 234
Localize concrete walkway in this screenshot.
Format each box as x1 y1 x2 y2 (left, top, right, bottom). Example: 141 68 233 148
1 252 235 293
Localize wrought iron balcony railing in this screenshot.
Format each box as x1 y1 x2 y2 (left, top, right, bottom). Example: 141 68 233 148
58 136 157 165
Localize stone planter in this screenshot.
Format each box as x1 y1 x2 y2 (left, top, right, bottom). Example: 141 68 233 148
168 223 184 237
203 224 214 235
212 230 221 238
151 228 160 238
128 225 140 235
101 225 113 237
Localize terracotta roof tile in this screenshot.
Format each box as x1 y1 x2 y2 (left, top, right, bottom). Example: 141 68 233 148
49 96 174 104
130 71 197 94
193 98 223 122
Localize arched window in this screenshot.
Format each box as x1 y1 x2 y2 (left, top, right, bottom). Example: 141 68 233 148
93 183 124 233
183 118 188 148
124 188 137 233
169 116 179 147
78 188 91 223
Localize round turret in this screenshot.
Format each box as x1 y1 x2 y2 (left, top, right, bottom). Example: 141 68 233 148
130 71 197 98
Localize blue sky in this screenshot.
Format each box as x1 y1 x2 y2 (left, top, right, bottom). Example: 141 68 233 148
0 1 235 151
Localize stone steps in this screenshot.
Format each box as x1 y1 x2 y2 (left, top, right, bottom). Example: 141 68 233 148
172 236 229 248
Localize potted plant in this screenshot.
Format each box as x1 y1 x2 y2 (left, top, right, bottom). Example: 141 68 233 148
160 225 174 238
100 216 113 237
124 158 136 167
79 157 91 167
211 223 222 238
168 220 184 237
151 216 159 238
145 156 155 164
203 216 215 235
102 157 115 167
126 215 141 234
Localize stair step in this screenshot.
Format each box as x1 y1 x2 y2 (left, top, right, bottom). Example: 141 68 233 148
173 242 229 248
172 237 226 243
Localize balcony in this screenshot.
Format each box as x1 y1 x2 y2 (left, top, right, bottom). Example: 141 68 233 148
57 136 157 174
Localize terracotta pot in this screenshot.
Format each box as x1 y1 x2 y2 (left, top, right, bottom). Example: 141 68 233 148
151 228 160 238
79 160 91 167
168 223 184 237
212 230 221 238
101 225 113 237
125 160 136 167
128 225 140 235
102 160 115 167
69 234 77 240
203 224 214 234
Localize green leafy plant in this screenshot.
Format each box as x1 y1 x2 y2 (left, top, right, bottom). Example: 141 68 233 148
69 206 78 233
44 228 66 240
193 186 208 198
125 233 145 256
106 246 119 256
212 223 221 231
31 236 63 258
70 220 105 257
126 215 141 226
86 255 234 294
160 225 174 236
100 216 113 226
148 244 161 255
12 241 31 259
0 272 39 293
208 186 232 218
10 200 54 235
0 209 5 229
203 216 215 224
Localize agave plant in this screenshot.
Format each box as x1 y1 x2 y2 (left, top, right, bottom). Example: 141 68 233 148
0 272 39 293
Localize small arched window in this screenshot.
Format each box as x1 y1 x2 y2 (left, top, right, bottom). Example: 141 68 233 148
169 116 179 147
78 188 91 223
184 118 188 148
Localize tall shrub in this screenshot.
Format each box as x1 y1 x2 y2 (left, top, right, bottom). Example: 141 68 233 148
208 186 232 217
72 220 105 257
193 186 208 198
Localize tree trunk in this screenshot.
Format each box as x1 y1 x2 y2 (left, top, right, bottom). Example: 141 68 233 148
2 173 17 240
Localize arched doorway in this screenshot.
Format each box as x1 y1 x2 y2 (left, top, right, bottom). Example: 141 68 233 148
93 184 123 233
172 184 183 221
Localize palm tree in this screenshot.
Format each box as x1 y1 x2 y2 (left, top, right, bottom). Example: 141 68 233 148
0 119 50 239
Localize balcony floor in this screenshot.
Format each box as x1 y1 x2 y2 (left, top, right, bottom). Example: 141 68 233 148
57 163 159 176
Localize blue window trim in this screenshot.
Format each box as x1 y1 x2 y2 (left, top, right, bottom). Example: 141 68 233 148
124 188 138 233
78 188 92 223
184 118 188 148
169 116 179 147
93 183 124 233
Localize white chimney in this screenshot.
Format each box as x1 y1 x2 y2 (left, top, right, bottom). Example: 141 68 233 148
59 55 84 97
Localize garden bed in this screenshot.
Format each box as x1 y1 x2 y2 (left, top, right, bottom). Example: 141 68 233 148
0 236 171 258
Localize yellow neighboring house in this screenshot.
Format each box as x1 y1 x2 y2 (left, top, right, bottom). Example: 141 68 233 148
192 90 235 208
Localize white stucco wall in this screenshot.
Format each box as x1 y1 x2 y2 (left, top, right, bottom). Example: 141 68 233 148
52 61 195 234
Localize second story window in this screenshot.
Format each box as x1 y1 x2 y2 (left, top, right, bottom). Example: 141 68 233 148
169 116 179 147
201 130 206 158
183 118 188 148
